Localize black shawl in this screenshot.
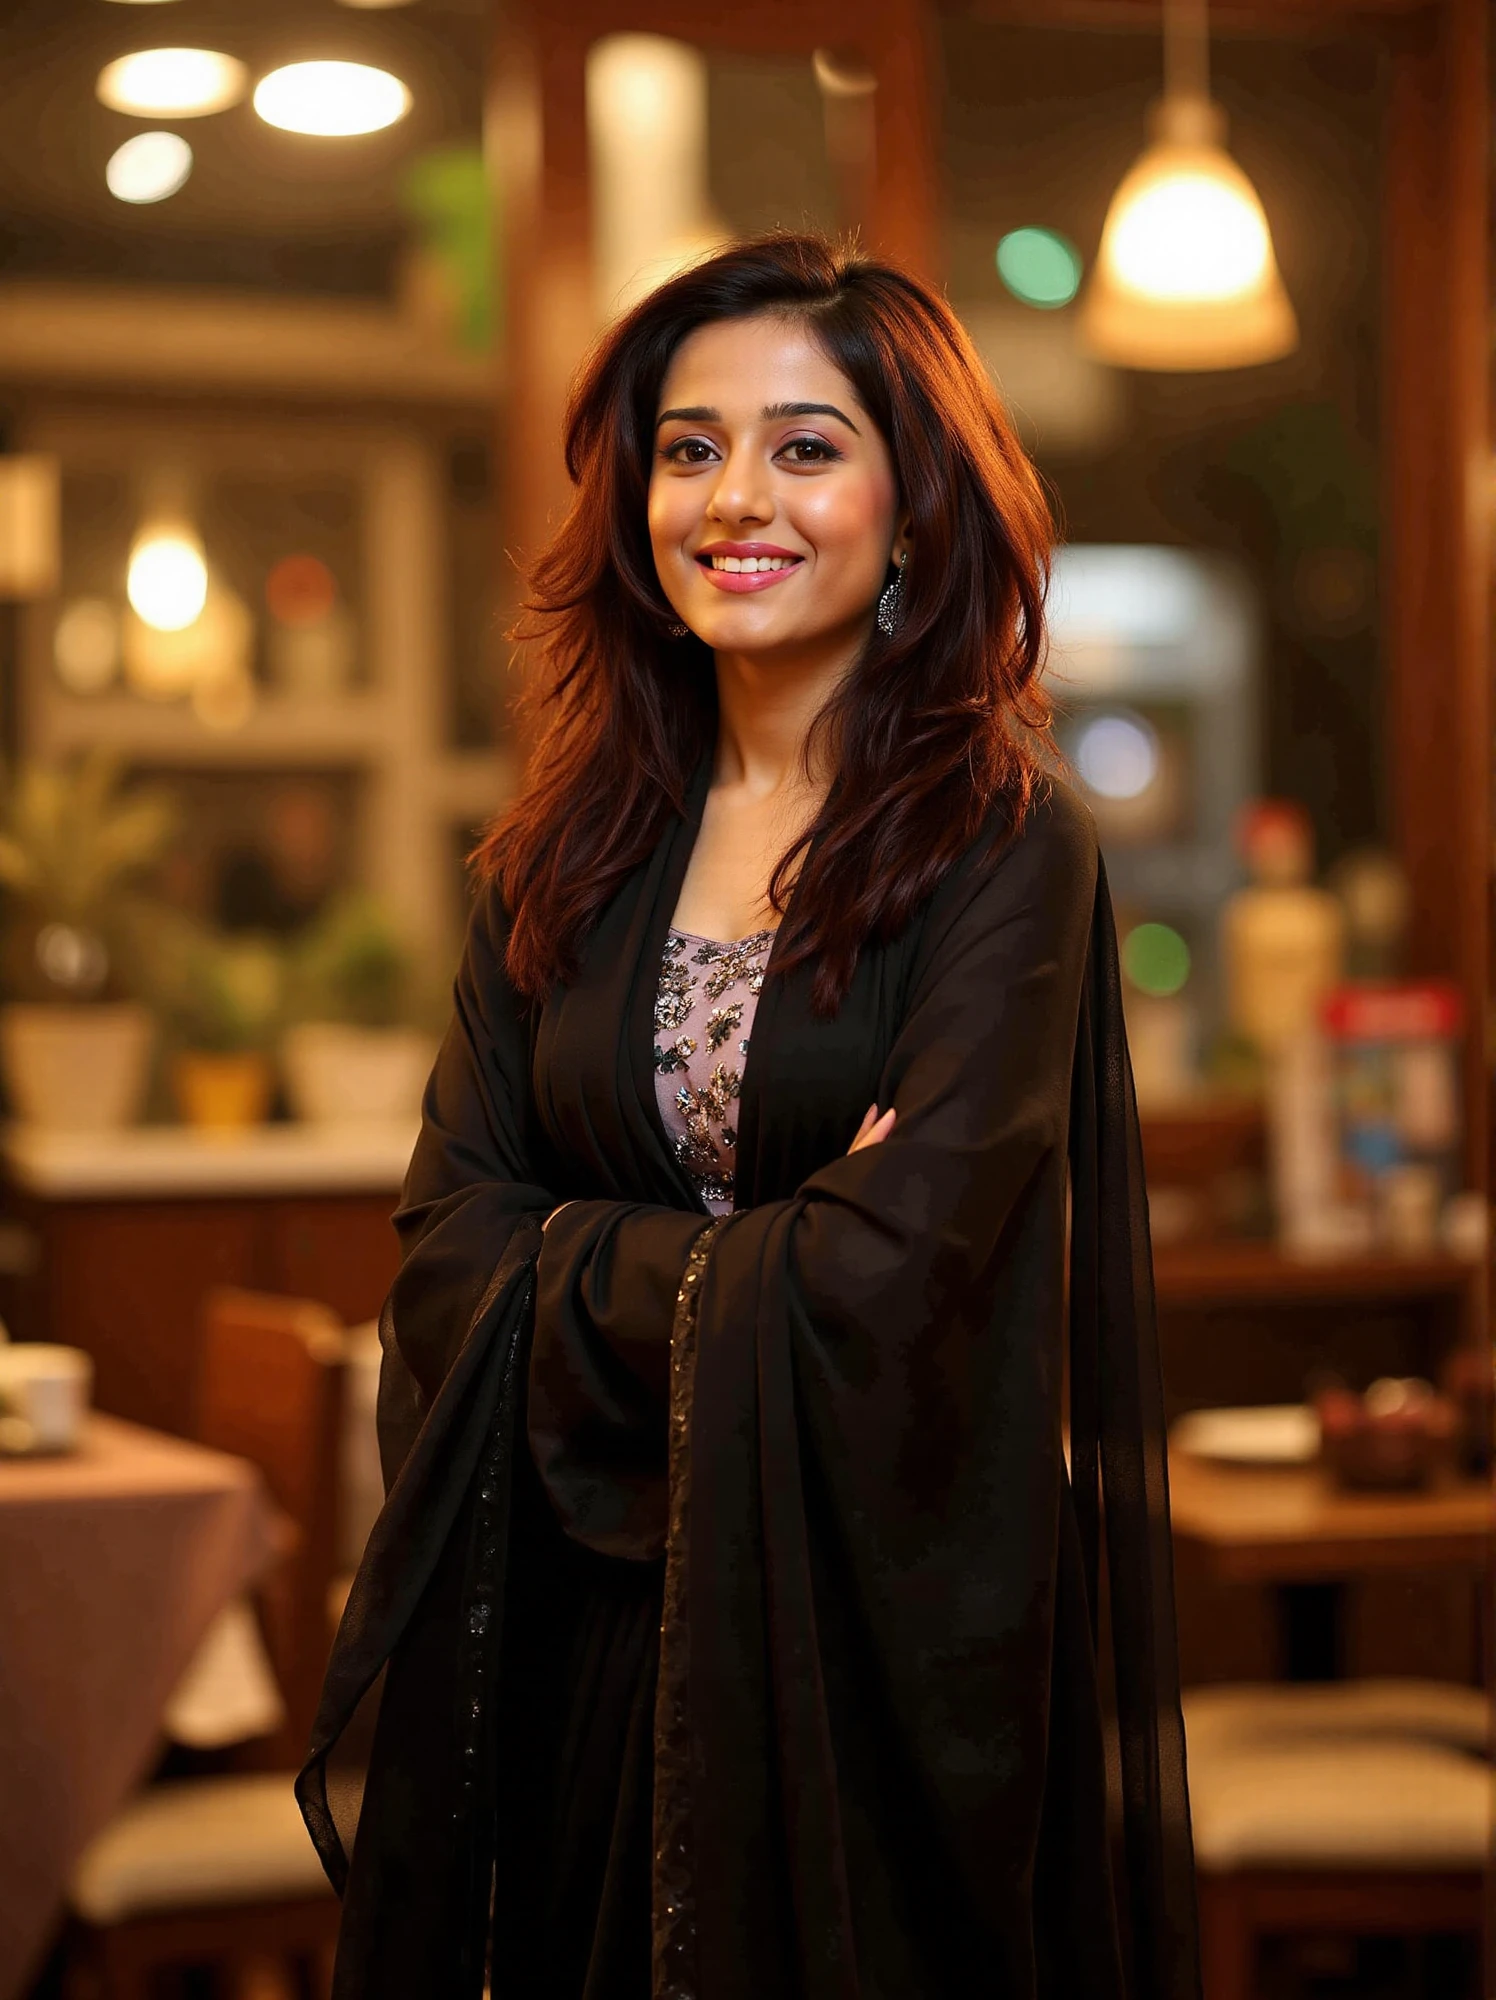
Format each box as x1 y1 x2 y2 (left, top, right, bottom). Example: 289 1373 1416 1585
298 768 1199 2000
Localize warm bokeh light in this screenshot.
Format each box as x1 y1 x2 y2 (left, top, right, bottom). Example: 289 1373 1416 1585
105 131 193 204
252 61 411 137
53 599 122 693
995 227 1082 310
127 530 208 631
1079 97 1297 370
97 49 248 118
1073 710 1161 801
1108 170 1269 303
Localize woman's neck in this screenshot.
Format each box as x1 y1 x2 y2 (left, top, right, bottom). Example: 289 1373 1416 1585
710 638 855 799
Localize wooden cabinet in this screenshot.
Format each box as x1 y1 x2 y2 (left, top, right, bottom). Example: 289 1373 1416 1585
0 1129 407 1436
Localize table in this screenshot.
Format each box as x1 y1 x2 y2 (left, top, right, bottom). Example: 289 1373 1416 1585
0 1413 278 2000
1169 1448 1493 1678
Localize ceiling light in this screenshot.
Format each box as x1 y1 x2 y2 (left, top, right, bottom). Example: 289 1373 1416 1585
127 528 207 632
1078 0 1296 370
97 49 247 119
335 0 418 8
253 61 411 137
106 131 193 204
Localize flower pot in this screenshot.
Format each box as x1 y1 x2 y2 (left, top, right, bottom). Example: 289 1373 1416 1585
281 1022 435 1126
0 1002 154 1132
172 1050 274 1132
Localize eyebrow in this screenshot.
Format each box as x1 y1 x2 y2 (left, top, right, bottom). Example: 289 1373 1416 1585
655 400 862 435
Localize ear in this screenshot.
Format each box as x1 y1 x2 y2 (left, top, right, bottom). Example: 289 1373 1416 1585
890 509 914 566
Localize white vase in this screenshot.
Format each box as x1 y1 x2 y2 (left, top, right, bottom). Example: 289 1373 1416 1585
0 1003 154 1132
281 1022 435 1126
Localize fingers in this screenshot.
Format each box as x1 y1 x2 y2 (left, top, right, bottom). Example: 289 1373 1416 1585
847 1105 897 1154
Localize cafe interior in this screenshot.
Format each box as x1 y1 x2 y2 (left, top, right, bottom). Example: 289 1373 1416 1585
0 0 1491 1994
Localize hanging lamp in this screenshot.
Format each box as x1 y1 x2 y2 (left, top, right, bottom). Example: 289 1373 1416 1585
1079 0 1297 370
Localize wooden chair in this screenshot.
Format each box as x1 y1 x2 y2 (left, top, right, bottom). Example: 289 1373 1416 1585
65 1288 351 2000
1186 1678 1491 2000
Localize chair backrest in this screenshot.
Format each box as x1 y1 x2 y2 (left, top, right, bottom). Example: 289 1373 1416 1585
196 1287 347 1760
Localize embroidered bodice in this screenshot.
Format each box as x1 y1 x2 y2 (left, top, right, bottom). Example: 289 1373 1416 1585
652 927 774 1213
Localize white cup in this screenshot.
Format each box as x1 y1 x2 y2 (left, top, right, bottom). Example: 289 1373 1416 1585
0 1344 93 1454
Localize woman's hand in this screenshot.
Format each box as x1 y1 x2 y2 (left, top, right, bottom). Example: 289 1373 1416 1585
848 1103 896 1154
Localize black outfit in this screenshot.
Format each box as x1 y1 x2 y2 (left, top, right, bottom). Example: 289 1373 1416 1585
298 766 1201 2000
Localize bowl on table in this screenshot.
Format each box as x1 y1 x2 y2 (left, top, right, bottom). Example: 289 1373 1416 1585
1170 1404 1321 1469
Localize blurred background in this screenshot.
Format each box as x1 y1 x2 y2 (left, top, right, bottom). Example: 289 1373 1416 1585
0 3 1490 1998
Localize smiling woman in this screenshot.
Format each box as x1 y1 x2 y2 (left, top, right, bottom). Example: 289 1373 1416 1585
299 233 1200 2000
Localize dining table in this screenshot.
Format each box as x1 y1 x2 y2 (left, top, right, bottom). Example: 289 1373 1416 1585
1167 1442 1493 1679
0 1412 279 2000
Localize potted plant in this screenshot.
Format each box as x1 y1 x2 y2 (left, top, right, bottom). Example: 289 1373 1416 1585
0 752 176 1132
282 895 436 1125
142 914 287 1131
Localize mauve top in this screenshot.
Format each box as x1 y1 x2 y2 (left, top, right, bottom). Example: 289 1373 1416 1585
652 926 775 1213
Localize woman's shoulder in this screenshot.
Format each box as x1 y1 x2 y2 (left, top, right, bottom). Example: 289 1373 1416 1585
916 774 1099 967
964 771 1098 908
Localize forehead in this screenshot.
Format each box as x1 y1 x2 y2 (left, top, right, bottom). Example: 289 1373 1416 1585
656 314 861 418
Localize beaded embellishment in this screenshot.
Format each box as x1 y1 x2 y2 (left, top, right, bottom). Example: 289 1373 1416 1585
651 1216 727 2000
653 929 773 1212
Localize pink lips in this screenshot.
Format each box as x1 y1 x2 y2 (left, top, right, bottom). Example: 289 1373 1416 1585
695 541 804 595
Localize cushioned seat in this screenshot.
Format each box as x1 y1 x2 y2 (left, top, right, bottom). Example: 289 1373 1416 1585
1184 1680 1493 1873
70 1774 333 1925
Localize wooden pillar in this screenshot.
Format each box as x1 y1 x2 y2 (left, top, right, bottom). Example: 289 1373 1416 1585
1382 0 1490 1197
488 1 596 589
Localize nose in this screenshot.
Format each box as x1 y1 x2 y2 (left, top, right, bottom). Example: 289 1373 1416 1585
704 443 773 529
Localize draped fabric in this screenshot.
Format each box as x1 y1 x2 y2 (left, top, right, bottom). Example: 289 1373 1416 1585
297 760 1201 2000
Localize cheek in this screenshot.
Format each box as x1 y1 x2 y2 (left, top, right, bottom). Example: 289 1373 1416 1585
647 479 694 564
794 472 896 574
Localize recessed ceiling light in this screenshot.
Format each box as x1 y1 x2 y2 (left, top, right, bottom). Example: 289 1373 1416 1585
97 49 248 119
106 131 193 204
335 0 418 9
253 61 411 137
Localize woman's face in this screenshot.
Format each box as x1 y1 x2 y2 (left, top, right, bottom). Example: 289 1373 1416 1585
648 314 908 660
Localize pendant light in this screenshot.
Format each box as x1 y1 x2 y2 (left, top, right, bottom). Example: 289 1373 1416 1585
1079 0 1296 371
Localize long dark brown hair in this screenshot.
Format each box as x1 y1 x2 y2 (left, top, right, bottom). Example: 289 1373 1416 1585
475 232 1054 1014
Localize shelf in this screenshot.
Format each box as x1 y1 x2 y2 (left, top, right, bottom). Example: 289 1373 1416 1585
0 281 499 407
1153 1241 1479 1308
33 692 398 767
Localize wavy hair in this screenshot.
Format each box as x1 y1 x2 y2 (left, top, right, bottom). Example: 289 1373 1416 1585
475 232 1054 1014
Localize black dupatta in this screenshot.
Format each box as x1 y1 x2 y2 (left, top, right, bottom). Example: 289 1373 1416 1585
298 769 1200 2000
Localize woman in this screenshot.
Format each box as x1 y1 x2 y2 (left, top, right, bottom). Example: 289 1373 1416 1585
300 233 1199 2000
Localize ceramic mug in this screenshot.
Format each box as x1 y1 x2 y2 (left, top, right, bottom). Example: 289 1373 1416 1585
0 1343 93 1454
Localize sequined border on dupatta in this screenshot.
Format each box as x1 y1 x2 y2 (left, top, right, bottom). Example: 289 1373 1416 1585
651 1216 729 2000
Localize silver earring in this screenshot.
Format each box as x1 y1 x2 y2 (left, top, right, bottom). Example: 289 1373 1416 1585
666 620 689 640
877 553 907 638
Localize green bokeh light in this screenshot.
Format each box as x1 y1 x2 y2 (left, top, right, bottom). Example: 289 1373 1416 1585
1123 923 1192 998
995 227 1082 310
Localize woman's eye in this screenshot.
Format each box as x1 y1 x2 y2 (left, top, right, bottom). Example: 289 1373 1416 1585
779 435 840 465
662 437 717 465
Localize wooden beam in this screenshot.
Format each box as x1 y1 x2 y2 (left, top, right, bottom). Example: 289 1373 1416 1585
1382 0 1490 1198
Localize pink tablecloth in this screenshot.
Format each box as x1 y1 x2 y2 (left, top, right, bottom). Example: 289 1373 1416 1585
0 1414 277 1998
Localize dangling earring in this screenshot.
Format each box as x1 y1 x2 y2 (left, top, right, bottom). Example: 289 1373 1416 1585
877 552 907 638
666 619 689 640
